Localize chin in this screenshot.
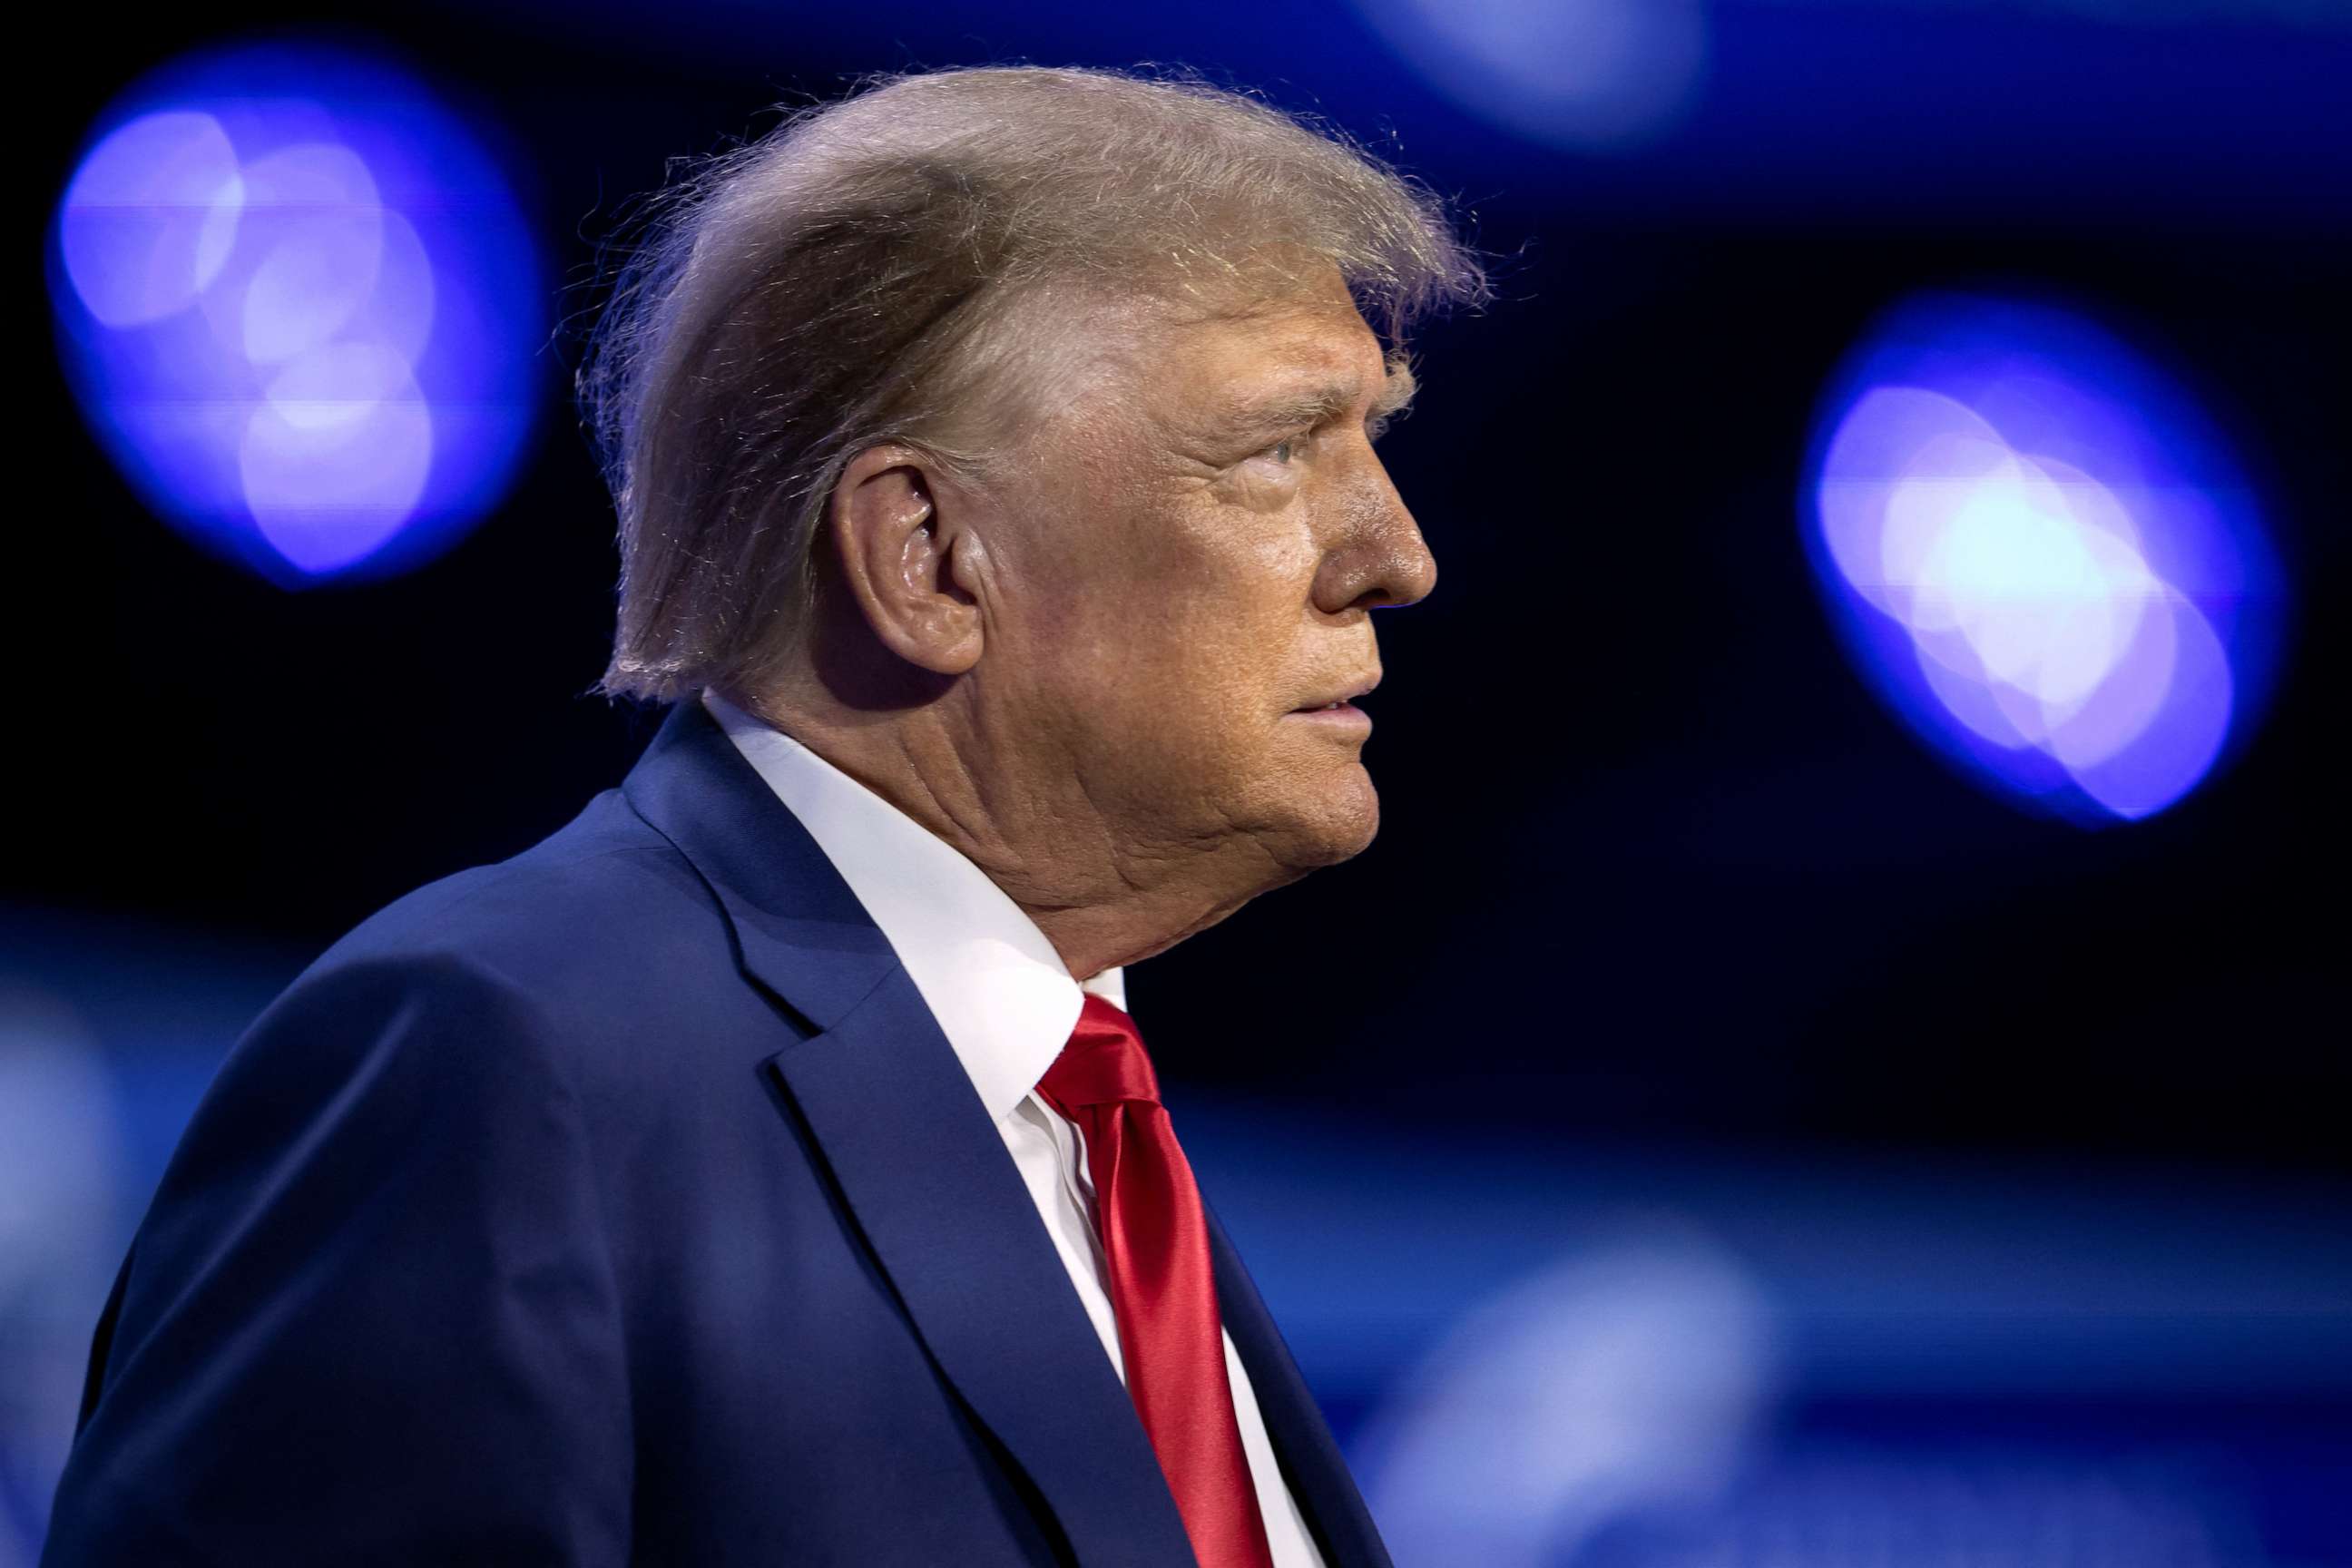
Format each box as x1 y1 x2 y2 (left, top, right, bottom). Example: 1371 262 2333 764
1272 761 1382 870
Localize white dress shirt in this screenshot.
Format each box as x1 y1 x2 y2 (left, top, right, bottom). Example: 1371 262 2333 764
705 691 1326 1567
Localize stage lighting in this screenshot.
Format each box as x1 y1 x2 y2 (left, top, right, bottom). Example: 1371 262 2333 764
1803 293 2281 824
49 42 542 586
1350 0 1708 152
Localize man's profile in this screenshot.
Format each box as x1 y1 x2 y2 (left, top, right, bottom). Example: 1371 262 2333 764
43 64 1485 1566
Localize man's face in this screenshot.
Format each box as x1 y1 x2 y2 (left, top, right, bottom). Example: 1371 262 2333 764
971 266 1435 893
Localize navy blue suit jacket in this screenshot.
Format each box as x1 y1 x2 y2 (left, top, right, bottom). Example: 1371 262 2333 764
43 699 1390 1567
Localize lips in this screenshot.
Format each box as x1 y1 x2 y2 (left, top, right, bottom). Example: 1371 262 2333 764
1290 673 1381 712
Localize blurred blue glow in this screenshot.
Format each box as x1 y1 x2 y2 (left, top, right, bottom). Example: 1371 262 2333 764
1350 0 1709 152
49 42 541 585
1803 293 2282 824
1353 1229 1775 1568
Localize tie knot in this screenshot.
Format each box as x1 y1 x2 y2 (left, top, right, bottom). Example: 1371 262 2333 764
1036 992 1161 1112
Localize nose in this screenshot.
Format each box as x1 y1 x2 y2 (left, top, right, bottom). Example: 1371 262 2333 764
1314 461 1437 615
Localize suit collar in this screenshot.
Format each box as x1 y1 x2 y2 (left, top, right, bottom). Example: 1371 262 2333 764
619 698 898 1034
698 689 1128 1121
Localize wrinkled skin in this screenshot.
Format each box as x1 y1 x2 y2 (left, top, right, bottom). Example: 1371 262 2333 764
746 264 1435 980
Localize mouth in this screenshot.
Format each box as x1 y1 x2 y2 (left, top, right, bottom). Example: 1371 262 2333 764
1288 673 1380 727
1290 673 1380 714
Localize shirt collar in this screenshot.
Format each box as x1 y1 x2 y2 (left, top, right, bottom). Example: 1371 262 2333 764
702 690 1126 1121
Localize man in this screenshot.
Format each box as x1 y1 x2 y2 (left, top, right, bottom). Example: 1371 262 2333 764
44 64 1484 1566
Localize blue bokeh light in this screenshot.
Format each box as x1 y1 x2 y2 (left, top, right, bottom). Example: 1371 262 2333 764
49 42 542 585
1350 0 1709 152
1803 293 2282 824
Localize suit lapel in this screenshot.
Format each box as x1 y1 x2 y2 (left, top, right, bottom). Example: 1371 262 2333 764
1205 1204 1394 1568
622 702 1196 1566
771 975 1197 1565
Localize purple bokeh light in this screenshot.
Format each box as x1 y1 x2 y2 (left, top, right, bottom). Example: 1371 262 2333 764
49 42 541 586
1804 293 2281 824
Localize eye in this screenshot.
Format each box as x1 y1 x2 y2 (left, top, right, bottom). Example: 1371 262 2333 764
1265 430 1310 466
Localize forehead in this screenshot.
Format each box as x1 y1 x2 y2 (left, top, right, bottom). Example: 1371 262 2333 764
988 265 1396 461
1152 271 1384 396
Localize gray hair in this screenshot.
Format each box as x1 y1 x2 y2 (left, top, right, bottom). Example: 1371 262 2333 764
577 64 1489 703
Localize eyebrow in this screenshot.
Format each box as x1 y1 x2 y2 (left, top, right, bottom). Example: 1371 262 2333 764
1212 360 1420 446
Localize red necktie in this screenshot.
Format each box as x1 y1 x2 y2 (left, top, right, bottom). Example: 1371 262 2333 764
1035 994 1278 1568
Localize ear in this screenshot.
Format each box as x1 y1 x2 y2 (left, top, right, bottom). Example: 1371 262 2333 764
827 444 985 677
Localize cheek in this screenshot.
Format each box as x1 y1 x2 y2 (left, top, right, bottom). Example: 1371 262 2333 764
1132 548 1310 728
1097 622 1266 752
1017 498 1321 769
1043 593 1289 812
1060 516 1310 679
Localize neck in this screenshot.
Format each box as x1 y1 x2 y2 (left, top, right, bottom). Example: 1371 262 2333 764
731 680 1287 980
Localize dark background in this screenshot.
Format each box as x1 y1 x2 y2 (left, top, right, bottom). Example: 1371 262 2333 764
15 2 2349 1563
28 0 2346 1165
